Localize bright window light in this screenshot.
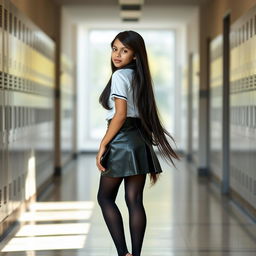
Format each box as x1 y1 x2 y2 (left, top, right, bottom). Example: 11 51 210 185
25 156 36 200
85 29 175 142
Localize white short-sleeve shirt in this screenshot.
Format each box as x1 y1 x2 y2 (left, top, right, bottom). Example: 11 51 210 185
105 68 139 121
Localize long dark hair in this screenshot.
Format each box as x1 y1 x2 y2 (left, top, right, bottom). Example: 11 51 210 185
99 30 180 184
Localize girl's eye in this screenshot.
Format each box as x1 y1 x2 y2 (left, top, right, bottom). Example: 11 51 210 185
112 48 129 53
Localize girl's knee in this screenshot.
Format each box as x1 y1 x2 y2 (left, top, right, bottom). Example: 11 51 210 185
97 192 114 207
97 191 105 207
125 193 142 208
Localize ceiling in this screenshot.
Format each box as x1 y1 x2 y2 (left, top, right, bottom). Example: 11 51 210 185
56 0 205 28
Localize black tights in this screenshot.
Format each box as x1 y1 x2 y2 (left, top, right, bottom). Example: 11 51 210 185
97 174 147 256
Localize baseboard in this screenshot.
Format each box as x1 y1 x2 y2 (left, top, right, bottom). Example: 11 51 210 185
229 188 256 221
209 171 256 221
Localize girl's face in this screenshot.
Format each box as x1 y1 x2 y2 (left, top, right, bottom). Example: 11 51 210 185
111 39 135 68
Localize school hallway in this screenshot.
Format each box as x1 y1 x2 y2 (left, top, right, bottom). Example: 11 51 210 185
0 154 255 256
1 0 256 255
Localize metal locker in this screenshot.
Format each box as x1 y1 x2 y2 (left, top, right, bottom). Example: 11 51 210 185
229 5 256 210
0 0 4 223
0 0 55 232
209 35 223 182
2 0 11 219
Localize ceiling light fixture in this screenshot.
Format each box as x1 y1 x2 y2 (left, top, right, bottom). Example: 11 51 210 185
118 0 144 22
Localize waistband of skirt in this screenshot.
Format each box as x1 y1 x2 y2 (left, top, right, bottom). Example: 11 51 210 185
107 117 141 127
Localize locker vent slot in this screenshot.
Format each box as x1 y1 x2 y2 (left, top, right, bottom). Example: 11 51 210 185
0 5 2 28
4 8 7 31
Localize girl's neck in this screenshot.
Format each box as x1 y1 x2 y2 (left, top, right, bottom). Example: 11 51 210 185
118 61 136 70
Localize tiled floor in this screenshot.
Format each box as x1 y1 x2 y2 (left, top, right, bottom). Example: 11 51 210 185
0 154 255 256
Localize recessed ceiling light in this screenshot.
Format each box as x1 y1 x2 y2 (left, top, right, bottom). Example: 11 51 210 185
120 10 141 19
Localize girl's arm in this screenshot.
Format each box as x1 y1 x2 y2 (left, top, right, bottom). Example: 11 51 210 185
96 98 127 171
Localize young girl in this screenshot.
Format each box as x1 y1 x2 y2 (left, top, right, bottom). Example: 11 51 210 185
96 30 179 256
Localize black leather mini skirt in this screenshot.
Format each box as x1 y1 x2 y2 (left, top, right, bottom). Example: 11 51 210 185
100 117 163 177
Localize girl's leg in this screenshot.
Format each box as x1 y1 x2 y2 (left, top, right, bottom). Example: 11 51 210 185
97 175 129 256
124 174 147 256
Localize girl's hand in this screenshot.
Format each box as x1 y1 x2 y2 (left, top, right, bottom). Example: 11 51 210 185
96 145 107 172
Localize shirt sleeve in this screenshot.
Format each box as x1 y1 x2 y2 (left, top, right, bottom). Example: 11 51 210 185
110 70 129 101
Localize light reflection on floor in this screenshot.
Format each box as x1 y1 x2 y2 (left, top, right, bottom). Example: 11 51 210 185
1 201 94 252
19 209 92 222
28 201 94 211
2 235 87 251
15 223 91 236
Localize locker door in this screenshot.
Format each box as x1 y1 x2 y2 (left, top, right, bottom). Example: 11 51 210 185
0 91 4 223
0 0 4 223
209 35 223 182
2 0 10 220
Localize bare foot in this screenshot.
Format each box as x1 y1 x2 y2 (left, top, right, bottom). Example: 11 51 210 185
126 254 133 256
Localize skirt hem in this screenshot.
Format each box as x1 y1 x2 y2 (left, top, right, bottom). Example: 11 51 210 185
101 170 162 178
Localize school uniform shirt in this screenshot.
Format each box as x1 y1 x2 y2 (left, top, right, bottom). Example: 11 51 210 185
105 68 140 121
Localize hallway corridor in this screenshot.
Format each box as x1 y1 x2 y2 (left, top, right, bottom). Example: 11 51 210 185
0 155 255 256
